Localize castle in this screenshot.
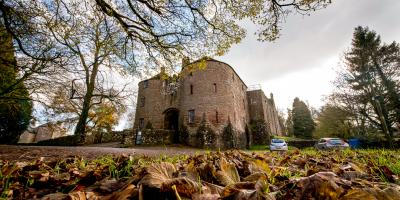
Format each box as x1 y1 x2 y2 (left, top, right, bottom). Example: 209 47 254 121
133 58 282 148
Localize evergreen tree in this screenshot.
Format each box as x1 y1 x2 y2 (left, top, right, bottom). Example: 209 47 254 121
334 26 400 147
285 109 294 137
292 97 315 138
0 26 32 143
222 121 235 149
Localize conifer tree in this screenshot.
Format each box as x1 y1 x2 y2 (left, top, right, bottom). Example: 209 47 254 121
334 26 400 147
0 26 32 143
291 97 315 138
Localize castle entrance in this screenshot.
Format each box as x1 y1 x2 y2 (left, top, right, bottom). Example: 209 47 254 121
163 108 179 143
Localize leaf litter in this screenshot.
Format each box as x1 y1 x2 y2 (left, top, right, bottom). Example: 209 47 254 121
1 149 400 199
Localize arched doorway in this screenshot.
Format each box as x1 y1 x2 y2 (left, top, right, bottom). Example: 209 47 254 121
163 108 179 143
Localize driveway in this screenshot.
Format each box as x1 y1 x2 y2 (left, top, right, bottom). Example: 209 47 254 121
0 145 203 162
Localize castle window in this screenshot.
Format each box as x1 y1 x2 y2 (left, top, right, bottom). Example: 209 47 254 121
190 84 193 95
213 83 217 93
139 118 144 129
140 97 145 107
243 99 245 109
188 110 195 123
232 74 235 81
216 111 219 123
143 80 149 88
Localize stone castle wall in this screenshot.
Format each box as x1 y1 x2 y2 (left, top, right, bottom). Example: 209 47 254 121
133 59 282 149
247 90 282 136
178 60 248 134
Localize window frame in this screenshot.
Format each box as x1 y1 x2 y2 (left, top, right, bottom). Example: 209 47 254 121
140 97 145 107
139 118 144 129
188 109 195 123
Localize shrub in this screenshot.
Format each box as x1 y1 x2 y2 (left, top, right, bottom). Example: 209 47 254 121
222 121 236 149
36 135 80 146
245 124 252 148
178 124 189 145
249 119 271 145
145 121 153 130
195 115 216 148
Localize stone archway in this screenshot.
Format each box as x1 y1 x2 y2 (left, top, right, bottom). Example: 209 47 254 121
163 108 179 143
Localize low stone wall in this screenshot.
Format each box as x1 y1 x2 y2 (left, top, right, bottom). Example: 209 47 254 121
18 132 36 143
124 129 174 146
123 126 248 149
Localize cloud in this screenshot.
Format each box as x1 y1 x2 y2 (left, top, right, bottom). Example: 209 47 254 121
218 0 400 109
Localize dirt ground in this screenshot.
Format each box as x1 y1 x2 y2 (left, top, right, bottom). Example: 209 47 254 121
0 144 203 162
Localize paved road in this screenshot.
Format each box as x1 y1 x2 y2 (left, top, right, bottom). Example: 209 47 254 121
0 145 203 162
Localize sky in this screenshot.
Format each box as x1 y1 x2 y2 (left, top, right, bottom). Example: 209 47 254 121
217 0 400 112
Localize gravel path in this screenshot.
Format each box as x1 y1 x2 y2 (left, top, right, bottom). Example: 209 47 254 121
0 145 203 162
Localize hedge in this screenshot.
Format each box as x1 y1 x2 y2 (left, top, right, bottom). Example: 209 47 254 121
36 135 80 146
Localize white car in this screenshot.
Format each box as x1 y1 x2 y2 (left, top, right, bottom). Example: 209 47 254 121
315 138 350 150
270 139 288 151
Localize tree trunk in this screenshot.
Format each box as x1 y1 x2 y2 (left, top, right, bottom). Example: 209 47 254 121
74 64 99 143
74 92 93 143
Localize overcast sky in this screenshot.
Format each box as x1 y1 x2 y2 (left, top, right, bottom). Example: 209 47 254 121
217 0 400 112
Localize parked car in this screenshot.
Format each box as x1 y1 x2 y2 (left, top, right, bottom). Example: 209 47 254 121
270 139 288 151
315 138 349 150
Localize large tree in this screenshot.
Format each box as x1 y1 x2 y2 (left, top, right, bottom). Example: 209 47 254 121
2 0 332 141
0 1 65 99
0 25 32 143
39 0 131 142
334 26 400 147
94 0 332 68
313 103 353 139
291 97 315 138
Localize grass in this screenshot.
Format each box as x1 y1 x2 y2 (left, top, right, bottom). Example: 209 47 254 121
247 145 269 151
2 147 400 198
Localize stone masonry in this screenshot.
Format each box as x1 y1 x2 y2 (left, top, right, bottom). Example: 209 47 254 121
133 58 282 148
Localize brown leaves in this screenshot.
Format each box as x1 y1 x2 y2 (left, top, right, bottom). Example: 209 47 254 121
2 150 400 199
342 187 400 200
138 162 176 188
215 158 240 186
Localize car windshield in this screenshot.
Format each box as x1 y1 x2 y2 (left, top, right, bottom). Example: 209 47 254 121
272 139 284 143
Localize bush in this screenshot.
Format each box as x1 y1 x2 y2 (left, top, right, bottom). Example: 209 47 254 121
222 121 236 149
145 121 153 130
286 139 317 148
249 120 270 145
178 124 189 145
36 135 80 146
195 116 216 148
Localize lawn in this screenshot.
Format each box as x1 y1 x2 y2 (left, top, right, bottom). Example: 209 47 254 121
1 149 400 199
